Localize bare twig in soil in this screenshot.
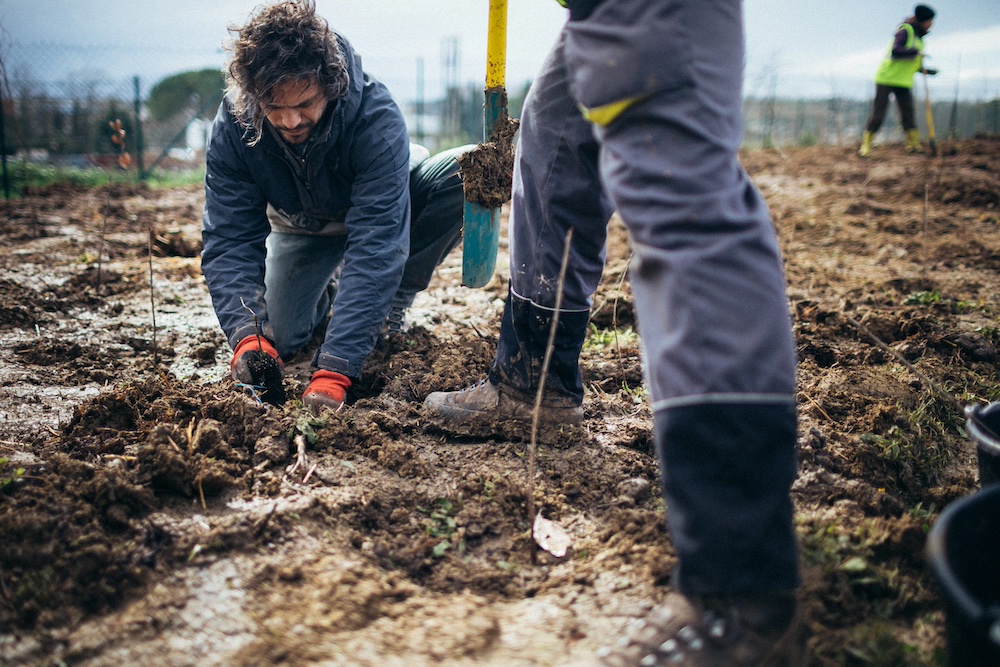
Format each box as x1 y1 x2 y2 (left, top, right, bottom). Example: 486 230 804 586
470 322 488 340
240 298 263 342
253 502 279 538
302 463 318 484
197 470 207 510
147 226 159 365
845 173 874 212
286 434 308 479
920 169 933 274
96 119 132 294
612 253 632 361
840 303 963 415
103 454 138 462
166 435 183 453
95 194 111 295
803 393 833 422
527 228 574 525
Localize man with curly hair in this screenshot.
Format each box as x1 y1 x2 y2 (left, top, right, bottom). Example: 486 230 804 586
202 1 467 413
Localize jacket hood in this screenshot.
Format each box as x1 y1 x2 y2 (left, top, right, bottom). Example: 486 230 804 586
905 16 930 37
285 32 364 151
226 32 367 151
329 33 364 136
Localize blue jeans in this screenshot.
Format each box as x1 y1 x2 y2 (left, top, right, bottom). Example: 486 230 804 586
264 145 467 362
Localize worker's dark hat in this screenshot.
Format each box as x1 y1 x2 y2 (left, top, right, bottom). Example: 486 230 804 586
914 4 936 21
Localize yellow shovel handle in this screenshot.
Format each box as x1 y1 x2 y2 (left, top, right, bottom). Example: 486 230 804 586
486 0 507 88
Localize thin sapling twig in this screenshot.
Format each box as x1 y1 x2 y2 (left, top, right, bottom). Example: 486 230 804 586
147 226 159 365
238 297 286 405
840 302 963 416
95 120 129 293
527 227 574 525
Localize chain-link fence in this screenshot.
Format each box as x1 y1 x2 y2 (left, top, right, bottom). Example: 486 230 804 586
0 40 502 191
1 41 221 181
2 38 999 190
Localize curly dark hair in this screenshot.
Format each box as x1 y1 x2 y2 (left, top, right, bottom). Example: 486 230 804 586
224 0 350 144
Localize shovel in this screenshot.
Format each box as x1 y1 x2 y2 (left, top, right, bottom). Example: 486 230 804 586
922 71 937 156
461 0 509 288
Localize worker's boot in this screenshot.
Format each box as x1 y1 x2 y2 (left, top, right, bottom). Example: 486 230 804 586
382 305 409 336
905 129 923 153
858 131 873 158
596 592 805 667
423 379 583 428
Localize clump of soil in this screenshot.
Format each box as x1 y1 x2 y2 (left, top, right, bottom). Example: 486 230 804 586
0 454 155 629
456 90 519 209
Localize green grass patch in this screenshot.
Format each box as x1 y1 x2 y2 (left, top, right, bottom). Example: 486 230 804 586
1 161 204 196
583 323 638 352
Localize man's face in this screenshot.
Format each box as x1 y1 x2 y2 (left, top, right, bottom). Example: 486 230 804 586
263 79 328 145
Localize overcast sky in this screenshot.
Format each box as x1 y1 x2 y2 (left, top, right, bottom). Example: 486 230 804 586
2 1 998 103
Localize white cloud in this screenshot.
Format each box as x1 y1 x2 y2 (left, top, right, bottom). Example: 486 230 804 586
791 23 1000 99
931 24 1000 58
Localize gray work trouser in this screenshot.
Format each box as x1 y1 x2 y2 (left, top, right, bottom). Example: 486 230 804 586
489 0 800 597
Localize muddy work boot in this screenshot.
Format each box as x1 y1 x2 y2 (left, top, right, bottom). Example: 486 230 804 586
597 593 804 667
858 131 873 158
423 379 583 429
382 305 409 335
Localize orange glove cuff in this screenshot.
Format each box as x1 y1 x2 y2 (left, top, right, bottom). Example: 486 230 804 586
231 335 281 371
303 370 352 403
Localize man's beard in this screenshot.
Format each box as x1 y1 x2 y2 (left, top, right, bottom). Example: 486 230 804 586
278 123 314 144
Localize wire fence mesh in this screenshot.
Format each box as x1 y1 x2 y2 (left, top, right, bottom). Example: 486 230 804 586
1 47 218 178
2 38 999 184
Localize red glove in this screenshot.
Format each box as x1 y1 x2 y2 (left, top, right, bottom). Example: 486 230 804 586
303 370 352 415
230 335 282 384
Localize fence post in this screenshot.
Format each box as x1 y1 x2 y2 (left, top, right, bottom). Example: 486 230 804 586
133 76 145 179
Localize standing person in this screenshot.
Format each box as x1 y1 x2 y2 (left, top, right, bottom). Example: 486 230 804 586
423 0 803 664
859 4 938 157
202 1 467 414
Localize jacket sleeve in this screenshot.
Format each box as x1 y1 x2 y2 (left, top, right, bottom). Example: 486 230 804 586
201 102 274 349
314 103 411 378
891 27 920 60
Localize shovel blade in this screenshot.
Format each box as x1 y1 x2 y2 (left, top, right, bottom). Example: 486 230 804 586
461 201 500 288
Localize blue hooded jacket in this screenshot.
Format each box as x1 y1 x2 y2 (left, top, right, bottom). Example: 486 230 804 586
202 35 410 378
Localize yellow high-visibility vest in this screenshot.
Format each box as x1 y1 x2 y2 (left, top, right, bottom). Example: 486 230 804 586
874 23 924 89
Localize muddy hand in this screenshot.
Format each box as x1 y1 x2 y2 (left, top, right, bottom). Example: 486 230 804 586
303 370 351 415
230 334 283 384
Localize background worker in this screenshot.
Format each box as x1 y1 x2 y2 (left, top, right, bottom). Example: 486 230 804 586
860 4 938 157
202 1 466 414
424 0 803 664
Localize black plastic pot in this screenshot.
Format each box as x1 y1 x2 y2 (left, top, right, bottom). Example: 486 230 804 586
967 402 1000 486
926 483 1000 666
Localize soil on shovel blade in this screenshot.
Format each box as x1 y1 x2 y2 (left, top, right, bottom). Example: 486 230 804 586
2 138 1000 666
457 89 519 209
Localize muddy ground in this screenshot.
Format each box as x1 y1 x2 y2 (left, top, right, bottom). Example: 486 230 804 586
1 138 999 666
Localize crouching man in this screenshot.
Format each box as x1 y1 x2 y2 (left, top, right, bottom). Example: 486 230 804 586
202 0 466 413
